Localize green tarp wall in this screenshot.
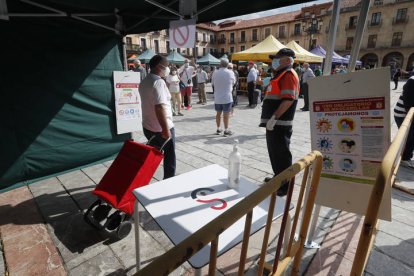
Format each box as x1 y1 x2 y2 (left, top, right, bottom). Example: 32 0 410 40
0 18 130 190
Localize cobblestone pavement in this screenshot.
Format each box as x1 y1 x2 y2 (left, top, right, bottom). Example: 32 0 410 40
0 81 413 275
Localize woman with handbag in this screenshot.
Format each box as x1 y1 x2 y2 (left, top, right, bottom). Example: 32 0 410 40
178 58 197 110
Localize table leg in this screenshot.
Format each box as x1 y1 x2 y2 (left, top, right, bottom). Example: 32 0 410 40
134 200 141 270
195 268 202 276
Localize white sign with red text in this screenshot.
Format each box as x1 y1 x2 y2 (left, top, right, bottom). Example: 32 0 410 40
113 71 141 134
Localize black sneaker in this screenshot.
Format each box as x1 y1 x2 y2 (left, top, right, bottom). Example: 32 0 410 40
216 129 223 135
223 130 233 136
277 182 289 197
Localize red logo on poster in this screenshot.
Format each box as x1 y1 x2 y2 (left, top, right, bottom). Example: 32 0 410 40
191 188 227 210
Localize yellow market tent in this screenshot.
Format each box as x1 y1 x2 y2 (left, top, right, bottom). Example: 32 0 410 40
285 41 323 63
232 35 285 62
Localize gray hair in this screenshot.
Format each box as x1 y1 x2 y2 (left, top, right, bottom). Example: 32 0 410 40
220 58 229 68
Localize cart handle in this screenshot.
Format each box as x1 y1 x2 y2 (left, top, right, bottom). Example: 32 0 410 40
147 135 171 153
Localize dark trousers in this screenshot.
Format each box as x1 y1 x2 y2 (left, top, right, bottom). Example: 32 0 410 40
247 82 255 106
395 116 414 161
302 83 309 109
143 127 176 179
266 126 293 176
394 80 398 89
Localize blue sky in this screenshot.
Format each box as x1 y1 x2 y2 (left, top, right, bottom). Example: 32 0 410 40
214 0 332 23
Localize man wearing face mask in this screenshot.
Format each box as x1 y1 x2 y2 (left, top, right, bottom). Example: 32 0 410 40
139 55 176 179
178 58 197 110
259 48 300 196
196 65 209 104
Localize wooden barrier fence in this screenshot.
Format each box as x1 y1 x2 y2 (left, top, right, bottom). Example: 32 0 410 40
134 151 323 276
351 108 414 275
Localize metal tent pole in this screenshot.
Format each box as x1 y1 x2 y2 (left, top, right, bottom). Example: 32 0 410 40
323 0 340 76
349 0 371 71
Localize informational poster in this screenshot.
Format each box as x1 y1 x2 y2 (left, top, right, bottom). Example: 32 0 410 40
309 68 391 220
113 71 142 134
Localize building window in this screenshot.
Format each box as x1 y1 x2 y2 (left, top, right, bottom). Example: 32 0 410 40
374 0 383 6
348 16 358 29
294 23 301 35
177 48 181 53
230 46 234 53
252 29 258 41
320 9 326 15
154 40 159 53
140 38 147 49
230 32 235 43
203 48 206 55
240 31 246 42
187 48 191 55
240 45 245 51
203 33 207 42
371 12 381 26
221 48 224 54
304 12 310 18
346 37 354 50
166 29 169 37
166 41 170 52
392 32 403 47
311 39 317 49
278 25 286 38
126 37 132 45
395 8 408 23
265 27 271 38
367 35 377 48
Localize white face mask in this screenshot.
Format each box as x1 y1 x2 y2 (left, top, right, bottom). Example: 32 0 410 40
160 65 170 77
272 58 280 70
184 63 189 68
172 71 177 75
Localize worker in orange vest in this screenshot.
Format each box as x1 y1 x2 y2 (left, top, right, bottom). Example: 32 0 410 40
259 48 300 196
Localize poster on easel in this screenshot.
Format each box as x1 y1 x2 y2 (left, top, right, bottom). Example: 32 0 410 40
113 71 142 134
308 68 392 220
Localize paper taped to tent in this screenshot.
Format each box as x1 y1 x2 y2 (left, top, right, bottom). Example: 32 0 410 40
1 0 315 190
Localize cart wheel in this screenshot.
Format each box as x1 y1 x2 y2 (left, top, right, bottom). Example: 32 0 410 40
92 204 112 223
116 220 132 239
105 211 122 232
84 199 103 228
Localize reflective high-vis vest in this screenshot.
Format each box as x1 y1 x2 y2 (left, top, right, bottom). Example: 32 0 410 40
265 69 300 100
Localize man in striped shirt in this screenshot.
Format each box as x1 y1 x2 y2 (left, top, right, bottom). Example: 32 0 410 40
394 76 414 168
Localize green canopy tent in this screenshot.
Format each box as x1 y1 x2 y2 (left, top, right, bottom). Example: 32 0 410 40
166 50 186 65
220 54 229 60
1 0 313 190
138 49 156 64
197 53 221 66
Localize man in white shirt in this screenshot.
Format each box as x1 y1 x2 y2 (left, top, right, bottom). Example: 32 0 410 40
246 61 258 107
300 63 315 111
196 65 209 105
139 55 175 179
178 58 197 110
212 58 236 136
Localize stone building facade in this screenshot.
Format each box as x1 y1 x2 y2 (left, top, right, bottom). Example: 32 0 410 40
126 0 414 70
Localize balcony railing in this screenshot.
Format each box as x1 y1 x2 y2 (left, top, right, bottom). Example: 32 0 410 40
367 42 376 48
345 23 357 30
391 39 402 47
210 39 216 44
373 0 383 5
293 30 302 36
277 33 286 39
229 39 236 44
368 19 382 28
126 44 141 51
393 16 409 25
239 37 246 43
250 36 259 42
218 38 226 44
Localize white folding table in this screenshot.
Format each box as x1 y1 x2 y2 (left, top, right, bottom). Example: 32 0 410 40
133 164 289 269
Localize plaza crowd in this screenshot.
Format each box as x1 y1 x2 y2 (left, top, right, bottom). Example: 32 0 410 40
134 50 414 191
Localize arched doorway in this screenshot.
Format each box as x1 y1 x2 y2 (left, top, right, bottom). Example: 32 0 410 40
406 53 414 71
360 53 378 69
382 52 404 68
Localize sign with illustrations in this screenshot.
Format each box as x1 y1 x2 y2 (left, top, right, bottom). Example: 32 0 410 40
308 68 391 220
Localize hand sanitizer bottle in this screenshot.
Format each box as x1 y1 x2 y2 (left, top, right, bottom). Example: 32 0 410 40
228 139 241 189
